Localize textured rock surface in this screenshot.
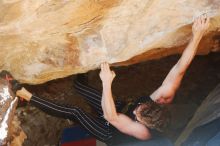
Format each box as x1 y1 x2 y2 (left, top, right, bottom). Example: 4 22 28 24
0 0 220 84
0 79 26 146
176 83 220 146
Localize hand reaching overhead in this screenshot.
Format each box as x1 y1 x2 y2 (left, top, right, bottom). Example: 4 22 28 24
99 62 116 86
192 14 210 37
150 14 210 104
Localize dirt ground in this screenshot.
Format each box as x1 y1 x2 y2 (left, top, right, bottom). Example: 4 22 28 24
17 52 220 146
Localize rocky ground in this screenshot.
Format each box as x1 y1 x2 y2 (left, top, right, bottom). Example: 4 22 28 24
17 52 220 146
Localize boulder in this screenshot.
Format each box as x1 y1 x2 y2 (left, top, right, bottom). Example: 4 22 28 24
0 0 220 84
0 78 26 146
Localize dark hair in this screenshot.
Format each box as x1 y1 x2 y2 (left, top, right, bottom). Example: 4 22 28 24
139 102 170 132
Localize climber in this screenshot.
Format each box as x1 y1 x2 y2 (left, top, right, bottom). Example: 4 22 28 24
8 14 209 145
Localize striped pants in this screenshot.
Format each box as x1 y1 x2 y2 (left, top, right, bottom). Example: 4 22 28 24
30 80 123 142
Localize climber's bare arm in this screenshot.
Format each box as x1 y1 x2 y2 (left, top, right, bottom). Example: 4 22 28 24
100 62 151 140
150 14 210 104
16 87 32 101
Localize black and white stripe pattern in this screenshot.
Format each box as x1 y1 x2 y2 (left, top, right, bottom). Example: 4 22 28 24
74 80 104 115
30 80 115 142
74 80 123 116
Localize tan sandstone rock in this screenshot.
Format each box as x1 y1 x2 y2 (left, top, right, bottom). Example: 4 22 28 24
0 0 219 84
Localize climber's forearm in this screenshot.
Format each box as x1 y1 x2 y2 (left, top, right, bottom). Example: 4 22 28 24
101 83 118 122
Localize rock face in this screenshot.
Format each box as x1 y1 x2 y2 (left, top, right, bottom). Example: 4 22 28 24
0 0 220 84
0 79 26 146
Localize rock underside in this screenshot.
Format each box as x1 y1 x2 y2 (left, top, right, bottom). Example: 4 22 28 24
1 1 220 146
0 0 220 84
